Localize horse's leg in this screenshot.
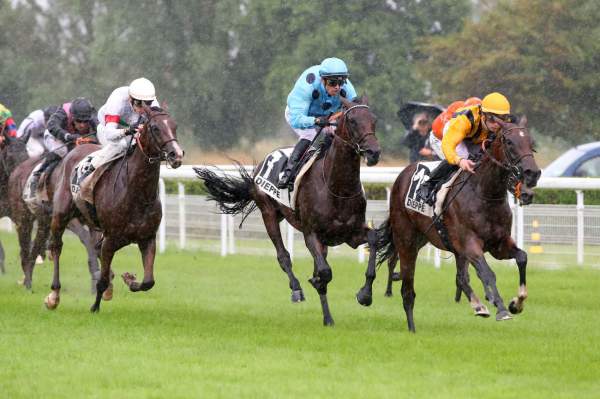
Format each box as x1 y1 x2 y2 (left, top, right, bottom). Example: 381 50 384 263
385 253 400 297
67 219 100 294
355 227 379 306
90 236 124 313
122 237 157 292
304 233 334 326
0 239 5 274
259 205 304 302
15 217 34 289
455 255 489 317
45 217 69 310
28 216 51 287
465 240 511 321
397 247 418 333
491 237 528 314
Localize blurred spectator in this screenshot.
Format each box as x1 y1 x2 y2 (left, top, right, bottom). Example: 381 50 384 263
401 112 438 163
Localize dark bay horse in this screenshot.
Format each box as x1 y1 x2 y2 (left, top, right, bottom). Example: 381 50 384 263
373 118 540 332
7 140 102 290
44 106 183 311
0 137 30 273
195 96 381 326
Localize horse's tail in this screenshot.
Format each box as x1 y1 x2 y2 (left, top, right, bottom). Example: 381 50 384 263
193 163 257 224
375 218 396 266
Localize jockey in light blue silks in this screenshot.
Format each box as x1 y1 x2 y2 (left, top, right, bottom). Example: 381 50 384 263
277 57 357 189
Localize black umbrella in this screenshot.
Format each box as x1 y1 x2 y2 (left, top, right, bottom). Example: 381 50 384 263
397 101 445 130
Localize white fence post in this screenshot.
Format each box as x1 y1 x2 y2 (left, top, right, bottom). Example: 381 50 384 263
220 213 228 257
228 215 236 254
576 190 584 265
434 248 441 269
286 221 295 260
517 203 524 249
158 178 166 253
178 182 186 249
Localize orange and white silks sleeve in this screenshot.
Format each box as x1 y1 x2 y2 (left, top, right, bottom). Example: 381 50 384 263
441 114 472 165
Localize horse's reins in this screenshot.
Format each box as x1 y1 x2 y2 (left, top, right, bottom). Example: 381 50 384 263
321 104 374 199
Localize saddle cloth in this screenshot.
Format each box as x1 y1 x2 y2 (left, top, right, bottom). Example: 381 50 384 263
22 163 44 213
71 150 110 205
254 146 321 209
405 161 462 217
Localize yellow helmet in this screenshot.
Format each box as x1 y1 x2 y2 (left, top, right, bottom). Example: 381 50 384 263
481 92 510 115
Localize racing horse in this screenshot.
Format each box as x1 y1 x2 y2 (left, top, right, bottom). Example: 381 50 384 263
195 96 380 326
0 136 30 273
44 106 183 310
371 117 540 332
6 135 102 290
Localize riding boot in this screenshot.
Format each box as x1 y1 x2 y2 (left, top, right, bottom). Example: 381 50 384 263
277 138 311 189
416 160 458 206
30 152 61 194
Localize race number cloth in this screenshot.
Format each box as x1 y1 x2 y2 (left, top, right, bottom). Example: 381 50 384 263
22 163 44 212
405 161 462 217
254 147 320 209
71 149 106 204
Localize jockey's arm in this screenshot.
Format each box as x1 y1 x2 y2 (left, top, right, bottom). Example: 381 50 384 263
441 115 470 165
287 79 318 129
102 115 127 142
47 108 70 141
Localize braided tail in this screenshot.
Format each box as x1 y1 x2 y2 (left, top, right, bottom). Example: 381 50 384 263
193 163 257 226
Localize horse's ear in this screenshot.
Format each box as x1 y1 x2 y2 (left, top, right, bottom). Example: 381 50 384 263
361 94 369 105
160 101 169 111
340 96 352 109
519 114 528 127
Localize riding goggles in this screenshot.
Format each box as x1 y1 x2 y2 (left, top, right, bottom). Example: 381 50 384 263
132 99 154 107
325 78 346 87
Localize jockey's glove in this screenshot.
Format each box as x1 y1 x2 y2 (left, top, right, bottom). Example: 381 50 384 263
314 117 329 128
63 133 76 142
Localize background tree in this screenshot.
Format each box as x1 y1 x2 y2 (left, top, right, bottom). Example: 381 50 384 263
418 0 600 143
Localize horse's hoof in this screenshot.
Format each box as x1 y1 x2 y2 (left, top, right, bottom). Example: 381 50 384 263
356 289 373 307
291 289 305 303
35 255 44 265
90 304 100 313
474 306 491 318
323 318 335 327
496 310 513 321
391 272 401 282
44 293 60 310
384 291 393 297
102 284 113 301
508 297 524 314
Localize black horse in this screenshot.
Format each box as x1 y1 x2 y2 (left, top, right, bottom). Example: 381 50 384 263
195 96 381 326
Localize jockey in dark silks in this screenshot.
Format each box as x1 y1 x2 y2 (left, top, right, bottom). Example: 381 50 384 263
277 57 358 189
29 98 98 194
417 92 512 205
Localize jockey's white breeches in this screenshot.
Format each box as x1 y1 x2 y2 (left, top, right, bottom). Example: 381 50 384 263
26 138 45 158
284 106 318 141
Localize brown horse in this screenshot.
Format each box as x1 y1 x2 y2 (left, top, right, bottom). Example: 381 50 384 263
0 137 30 274
7 139 102 291
372 118 540 332
44 106 183 311
195 96 380 326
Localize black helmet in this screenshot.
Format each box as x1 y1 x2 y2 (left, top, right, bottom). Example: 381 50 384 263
42 105 60 123
71 97 94 122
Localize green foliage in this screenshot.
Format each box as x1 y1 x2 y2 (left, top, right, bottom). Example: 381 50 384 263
1 0 470 154
418 0 600 143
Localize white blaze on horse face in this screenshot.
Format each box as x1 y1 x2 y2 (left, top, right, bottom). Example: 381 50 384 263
519 130 525 137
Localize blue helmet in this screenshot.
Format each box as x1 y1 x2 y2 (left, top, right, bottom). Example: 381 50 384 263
319 57 349 78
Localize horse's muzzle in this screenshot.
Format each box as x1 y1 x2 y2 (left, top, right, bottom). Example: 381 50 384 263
166 141 184 169
364 149 380 166
520 188 535 205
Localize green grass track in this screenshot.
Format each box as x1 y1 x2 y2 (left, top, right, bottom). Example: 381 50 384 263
1 232 599 398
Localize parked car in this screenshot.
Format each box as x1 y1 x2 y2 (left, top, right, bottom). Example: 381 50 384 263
542 141 600 177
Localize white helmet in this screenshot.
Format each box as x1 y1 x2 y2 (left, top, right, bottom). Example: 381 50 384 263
129 77 156 101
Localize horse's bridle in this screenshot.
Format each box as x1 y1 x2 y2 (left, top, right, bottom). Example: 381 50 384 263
483 126 535 198
135 111 179 164
334 104 376 156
